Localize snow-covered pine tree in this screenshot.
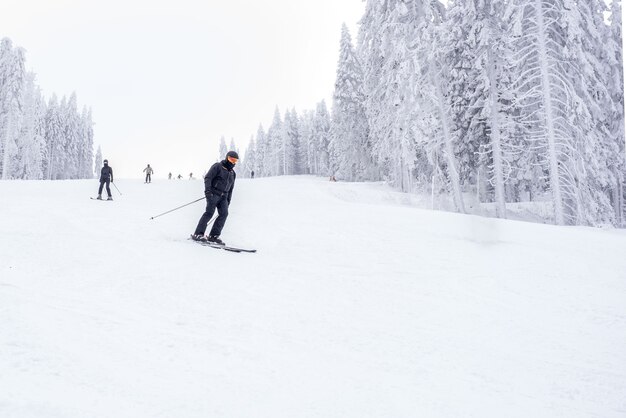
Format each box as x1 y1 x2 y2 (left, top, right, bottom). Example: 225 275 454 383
94 145 103 177
266 107 283 176
45 94 64 179
411 0 468 212
62 93 81 179
511 0 581 225
313 100 331 176
560 0 624 226
510 0 624 226
218 136 227 161
360 2 448 191
329 23 370 182
229 137 238 156
298 109 314 175
437 0 520 217
0 38 26 179
607 0 626 225
282 110 292 175
242 135 256 178
438 1 472 212
358 0 389 180
283 108 300 175
15 72 45 179
81 107 94 179
254 124 266 177
440 1 487 204
53 96 70 179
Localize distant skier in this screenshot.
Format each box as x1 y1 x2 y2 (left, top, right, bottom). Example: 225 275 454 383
189 172 193 180
97 159 114 200
168 172 172 180
192 150 238 245
143 164 153 183
251 170 255 179
177 174 182 179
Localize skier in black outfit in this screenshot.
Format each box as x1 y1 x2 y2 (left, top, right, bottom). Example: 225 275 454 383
97 159 114 200
192 151 238 244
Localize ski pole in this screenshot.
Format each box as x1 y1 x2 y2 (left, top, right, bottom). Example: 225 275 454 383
112 181 122 196
150 197 205 220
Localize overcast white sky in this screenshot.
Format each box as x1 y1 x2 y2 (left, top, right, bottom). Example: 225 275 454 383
2 0 365 178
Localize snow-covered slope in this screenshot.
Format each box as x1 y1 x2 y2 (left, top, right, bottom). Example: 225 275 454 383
1 176 625 418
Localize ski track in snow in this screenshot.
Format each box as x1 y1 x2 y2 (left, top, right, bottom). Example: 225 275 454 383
1 176 626 418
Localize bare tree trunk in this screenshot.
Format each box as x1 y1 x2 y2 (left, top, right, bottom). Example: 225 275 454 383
2 110 14 180
433 69 465 213
487 49 507 218
535 0 565 225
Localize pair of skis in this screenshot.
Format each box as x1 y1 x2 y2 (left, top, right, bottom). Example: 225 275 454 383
190 236 256 253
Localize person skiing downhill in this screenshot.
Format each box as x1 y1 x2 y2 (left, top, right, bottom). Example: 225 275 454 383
143 164 153 183
97 159 114 200
192 151 238 245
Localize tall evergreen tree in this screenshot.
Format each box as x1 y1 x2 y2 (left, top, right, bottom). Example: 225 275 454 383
298 109 315 175
607 0 626 225
254 124 267 177
242 135 256 178
63 93 80 179
229 137 239 156
283 108 300 175
218 136 227 160
313 100 331 176
94 145 102 177
15 72 45 179
0 39 26 179
512 0 579 225
330 23 370 182
266 107 283 176
81 107 95 179
509 0 625 226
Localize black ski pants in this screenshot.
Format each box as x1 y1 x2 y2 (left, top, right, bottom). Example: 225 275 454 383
194 194 229 237
145 174 151 183
98 179 111 197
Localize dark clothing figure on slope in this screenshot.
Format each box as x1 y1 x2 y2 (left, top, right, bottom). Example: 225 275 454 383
143 164 153 183
193 151 238 244
98 160 114 200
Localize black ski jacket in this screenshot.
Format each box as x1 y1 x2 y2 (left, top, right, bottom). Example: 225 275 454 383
204 161 236 203
100 166 113 182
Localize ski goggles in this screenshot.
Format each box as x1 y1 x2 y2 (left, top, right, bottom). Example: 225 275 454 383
227 156 238 164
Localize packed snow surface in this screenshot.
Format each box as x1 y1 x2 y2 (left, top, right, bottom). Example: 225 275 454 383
1 176 625 418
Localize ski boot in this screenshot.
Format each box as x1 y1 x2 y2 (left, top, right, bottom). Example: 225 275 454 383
107 196 113 201
97 194 102 200
207 235 225 246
